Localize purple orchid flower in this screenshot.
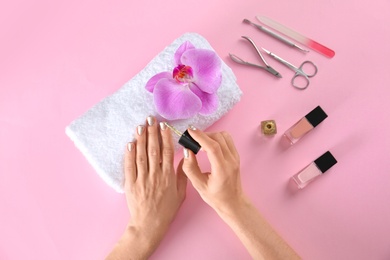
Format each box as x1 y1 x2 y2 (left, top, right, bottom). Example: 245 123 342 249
145 41 222 120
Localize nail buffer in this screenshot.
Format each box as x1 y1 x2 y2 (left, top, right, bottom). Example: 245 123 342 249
256 15 335 58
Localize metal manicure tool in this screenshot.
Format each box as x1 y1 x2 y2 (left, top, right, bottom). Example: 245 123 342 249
262 48 318 90
256 15 335 58
229 36 282 78
243 19 309 53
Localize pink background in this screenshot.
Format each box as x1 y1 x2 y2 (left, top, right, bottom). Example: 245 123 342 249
1 0 390 259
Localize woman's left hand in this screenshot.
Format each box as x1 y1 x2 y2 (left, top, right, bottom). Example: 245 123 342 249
123 116 187 241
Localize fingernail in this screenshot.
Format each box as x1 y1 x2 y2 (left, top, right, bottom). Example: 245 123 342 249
147 116 154 126
127 142 133 152
189 125 197 131
137 125 145 135
183 148 189 159
160 122 166 131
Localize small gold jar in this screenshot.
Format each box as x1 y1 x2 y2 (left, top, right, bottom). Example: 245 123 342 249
260 120 277 136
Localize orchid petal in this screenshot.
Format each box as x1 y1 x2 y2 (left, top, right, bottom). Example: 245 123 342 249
153 78 202 120
180 49 222 94
174 41 196 65
190 84 218 115
145 72 171 92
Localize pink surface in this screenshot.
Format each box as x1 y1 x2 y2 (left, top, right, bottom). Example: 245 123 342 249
1 0 390 259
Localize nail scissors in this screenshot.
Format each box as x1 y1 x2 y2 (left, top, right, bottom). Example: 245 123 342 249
262 48 318 90
229 36 282 78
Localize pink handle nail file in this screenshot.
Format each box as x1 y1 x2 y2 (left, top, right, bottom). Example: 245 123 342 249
256 15 335 58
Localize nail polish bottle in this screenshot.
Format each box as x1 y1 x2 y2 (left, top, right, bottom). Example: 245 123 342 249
292 151 337 189
284 106 328 145
163 122 201 154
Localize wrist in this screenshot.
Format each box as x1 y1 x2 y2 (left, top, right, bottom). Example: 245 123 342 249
213 193 251 219
129 212 172 235
126 219 168 241
106 220 171 260
120 222 166 258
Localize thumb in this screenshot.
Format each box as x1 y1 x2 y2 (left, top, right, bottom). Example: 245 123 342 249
182 148 207 191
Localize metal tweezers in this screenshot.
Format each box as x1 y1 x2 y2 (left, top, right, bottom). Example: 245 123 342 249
229 36 282 78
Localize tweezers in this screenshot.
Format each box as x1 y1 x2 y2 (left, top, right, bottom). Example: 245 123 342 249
229 36 282 78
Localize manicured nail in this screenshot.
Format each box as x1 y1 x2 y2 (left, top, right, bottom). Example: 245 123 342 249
160 122 166 131
147 116 154 126
183 148 189 159
189 125 197 131
137 125 145 135
127 142 133 152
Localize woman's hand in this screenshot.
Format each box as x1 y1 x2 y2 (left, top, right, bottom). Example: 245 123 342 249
124 116 187 234
181 128 244 213
181 128 300 260
107 116 187 260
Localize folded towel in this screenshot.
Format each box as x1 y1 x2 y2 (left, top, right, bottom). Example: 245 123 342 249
66 33 242 192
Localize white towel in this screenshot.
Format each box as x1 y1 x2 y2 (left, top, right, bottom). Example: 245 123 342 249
66 33 242 192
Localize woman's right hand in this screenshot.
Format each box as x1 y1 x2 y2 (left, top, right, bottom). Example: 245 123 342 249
180 128 300 260
180 128 246 213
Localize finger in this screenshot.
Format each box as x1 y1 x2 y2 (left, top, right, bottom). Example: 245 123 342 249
176 158 188 201
206 132 230 159
182 148 207 192
220 131 240 161
187 128 224 164
146 116 160 174
135 125 147 180
124 141 136 187
160 122 175 174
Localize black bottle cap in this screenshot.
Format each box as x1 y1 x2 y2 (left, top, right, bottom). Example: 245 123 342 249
314 151 337 174
305 106 328 127
179 130 201 154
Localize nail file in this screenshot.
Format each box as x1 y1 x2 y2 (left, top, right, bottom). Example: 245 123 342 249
256 15 335 58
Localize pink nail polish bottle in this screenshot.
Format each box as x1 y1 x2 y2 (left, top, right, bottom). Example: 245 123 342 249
284 106 328 145
292 151 337 189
